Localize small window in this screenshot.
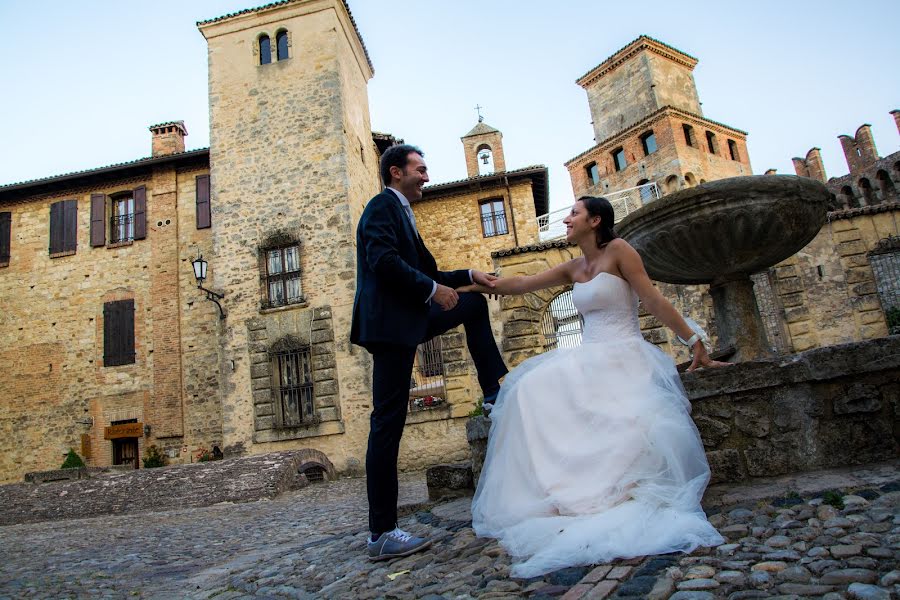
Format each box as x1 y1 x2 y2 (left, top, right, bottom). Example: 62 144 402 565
612 148 627 172
276 30 289 61
259 34 272 65
683 124 696 148
0 211 10 266
264 244 304 308
480 199 508 238
706 131 718 155
273 346 314 427
49 199 77 256
728 140 740 161
640 131 657 156
585 162 600 186
104 299 135 367
109 193 134 244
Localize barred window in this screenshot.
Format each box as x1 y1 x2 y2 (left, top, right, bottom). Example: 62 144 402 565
869 236 900 335
273 346 314 427
264 244 303 308
541 289 583 351
409 336 446 412
110 194 134 244
480 199 508 238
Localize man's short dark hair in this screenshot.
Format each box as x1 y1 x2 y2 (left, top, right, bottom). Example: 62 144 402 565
379 144 424 186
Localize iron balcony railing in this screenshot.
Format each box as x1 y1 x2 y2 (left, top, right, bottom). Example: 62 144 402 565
110 214 134 244
537 181 661 241
482 211 509 237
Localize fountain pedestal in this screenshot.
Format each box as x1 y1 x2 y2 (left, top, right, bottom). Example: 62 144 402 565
710 277 773 361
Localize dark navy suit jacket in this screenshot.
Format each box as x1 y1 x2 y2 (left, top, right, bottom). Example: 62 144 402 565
350 189 471 349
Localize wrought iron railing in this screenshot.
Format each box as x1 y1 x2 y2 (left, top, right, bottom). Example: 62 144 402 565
482 211 509 237
109 214 134 243
540 289 584 351
409 336 446 411
537 181 661 241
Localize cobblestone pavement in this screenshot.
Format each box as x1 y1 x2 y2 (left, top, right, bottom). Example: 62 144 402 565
0 462 898 600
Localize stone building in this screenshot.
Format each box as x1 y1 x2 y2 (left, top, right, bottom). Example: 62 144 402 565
564 36 752 199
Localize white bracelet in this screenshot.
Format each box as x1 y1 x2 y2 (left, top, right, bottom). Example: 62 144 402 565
682 333 700 347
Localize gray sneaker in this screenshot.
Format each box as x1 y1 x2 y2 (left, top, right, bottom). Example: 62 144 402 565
367 527 431 561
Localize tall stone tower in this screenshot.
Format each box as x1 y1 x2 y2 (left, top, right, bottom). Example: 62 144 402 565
461 120 507 177
566 36 752 201
198 0 380 461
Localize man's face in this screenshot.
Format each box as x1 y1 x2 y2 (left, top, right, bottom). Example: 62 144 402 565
391 152 429 201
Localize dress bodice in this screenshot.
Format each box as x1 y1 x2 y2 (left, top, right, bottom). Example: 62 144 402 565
571 272 642 343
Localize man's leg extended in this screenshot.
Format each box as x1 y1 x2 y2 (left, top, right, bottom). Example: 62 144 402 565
366 344 417 536
425 292 508 397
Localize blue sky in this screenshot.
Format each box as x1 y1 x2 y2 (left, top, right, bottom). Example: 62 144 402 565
1 0 897 213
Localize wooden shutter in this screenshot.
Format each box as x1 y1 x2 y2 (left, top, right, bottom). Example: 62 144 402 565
196 175 210 229
49 201 63 254
90 194 106 247
103 299 136 367
0 212 10 264
63 199 77 252
133 186 146 240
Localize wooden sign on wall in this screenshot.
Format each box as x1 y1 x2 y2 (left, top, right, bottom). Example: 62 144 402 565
104 422 143 440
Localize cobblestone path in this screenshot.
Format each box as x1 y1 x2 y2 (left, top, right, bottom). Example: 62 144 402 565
1 464 898 599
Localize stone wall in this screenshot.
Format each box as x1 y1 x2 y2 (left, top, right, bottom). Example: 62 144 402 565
686 336 900 484
0 449 333 526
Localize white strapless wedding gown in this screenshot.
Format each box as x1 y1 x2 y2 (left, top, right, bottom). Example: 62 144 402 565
471 272 724 577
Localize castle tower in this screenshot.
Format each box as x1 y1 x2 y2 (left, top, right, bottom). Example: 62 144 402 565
839 124 880 174
461 119 506 177
565 36 751 201
891 110 900 135
792 148 827 183
198 0 379 461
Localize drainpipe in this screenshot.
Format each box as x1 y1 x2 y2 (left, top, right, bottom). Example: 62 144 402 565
503 175 520 248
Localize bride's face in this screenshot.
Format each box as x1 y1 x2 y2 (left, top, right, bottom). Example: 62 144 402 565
563 201 600 242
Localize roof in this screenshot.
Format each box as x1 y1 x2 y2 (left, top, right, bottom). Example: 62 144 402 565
492 238 575 258
0 149 210 203
197 0 373 73
420 165 549 218
564 105 748 167
462 121 500 138
149 121 188 135
577 35 698 89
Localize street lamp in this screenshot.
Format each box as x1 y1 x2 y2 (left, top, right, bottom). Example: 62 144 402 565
191 251 225 320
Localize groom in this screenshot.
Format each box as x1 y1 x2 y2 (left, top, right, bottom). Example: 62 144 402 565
351 144 508 561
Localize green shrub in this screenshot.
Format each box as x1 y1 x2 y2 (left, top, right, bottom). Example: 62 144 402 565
469 397 484 417
142 445 167 468
60 449 85 469
822 490 845 510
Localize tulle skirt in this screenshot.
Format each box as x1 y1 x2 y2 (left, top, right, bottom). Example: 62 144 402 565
471 337 724 577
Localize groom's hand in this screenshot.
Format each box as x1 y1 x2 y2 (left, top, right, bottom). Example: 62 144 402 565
433 284 459 310
472 270 498 288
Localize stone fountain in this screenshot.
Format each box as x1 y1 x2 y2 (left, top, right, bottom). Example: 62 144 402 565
617 175 831 361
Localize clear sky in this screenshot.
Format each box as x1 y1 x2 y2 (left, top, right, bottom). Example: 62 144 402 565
1 0 897 213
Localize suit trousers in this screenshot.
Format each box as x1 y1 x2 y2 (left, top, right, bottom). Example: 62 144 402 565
366 292 508 535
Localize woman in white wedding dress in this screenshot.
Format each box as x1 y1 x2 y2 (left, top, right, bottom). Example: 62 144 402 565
462 196 730 578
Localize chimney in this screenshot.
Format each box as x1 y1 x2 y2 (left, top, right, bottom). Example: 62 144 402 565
891 110 900 136
149 121 188 157
764 168 777 175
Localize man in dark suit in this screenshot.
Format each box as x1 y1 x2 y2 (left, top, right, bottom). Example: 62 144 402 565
351 144 508 560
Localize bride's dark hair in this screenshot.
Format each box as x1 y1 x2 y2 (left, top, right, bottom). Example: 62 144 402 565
578 196 618 248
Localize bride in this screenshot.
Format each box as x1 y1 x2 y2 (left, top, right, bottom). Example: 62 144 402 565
461 195 729 577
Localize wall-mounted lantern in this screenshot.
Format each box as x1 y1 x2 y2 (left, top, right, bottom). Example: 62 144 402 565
191 251 226 320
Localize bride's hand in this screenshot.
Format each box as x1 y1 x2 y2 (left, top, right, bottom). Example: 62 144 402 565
686 342 733 372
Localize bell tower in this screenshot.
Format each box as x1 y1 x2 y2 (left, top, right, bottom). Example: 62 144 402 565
461 111 507 177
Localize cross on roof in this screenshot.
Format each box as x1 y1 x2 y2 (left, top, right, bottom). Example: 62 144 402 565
475 104 484 123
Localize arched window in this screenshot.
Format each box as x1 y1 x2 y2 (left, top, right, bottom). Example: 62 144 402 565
859 178 875 205
876 170 896 201
259 34 272 65
541 289 583 351
705 131 718 155
685 173 697 187
276 30 289 61
477 144 495 175
728 140 740 161
665 174 679 193
841 185 857 209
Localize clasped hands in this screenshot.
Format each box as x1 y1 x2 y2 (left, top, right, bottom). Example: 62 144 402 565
433 270 499 310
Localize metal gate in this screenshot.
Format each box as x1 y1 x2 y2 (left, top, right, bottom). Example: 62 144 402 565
541 289 583 351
